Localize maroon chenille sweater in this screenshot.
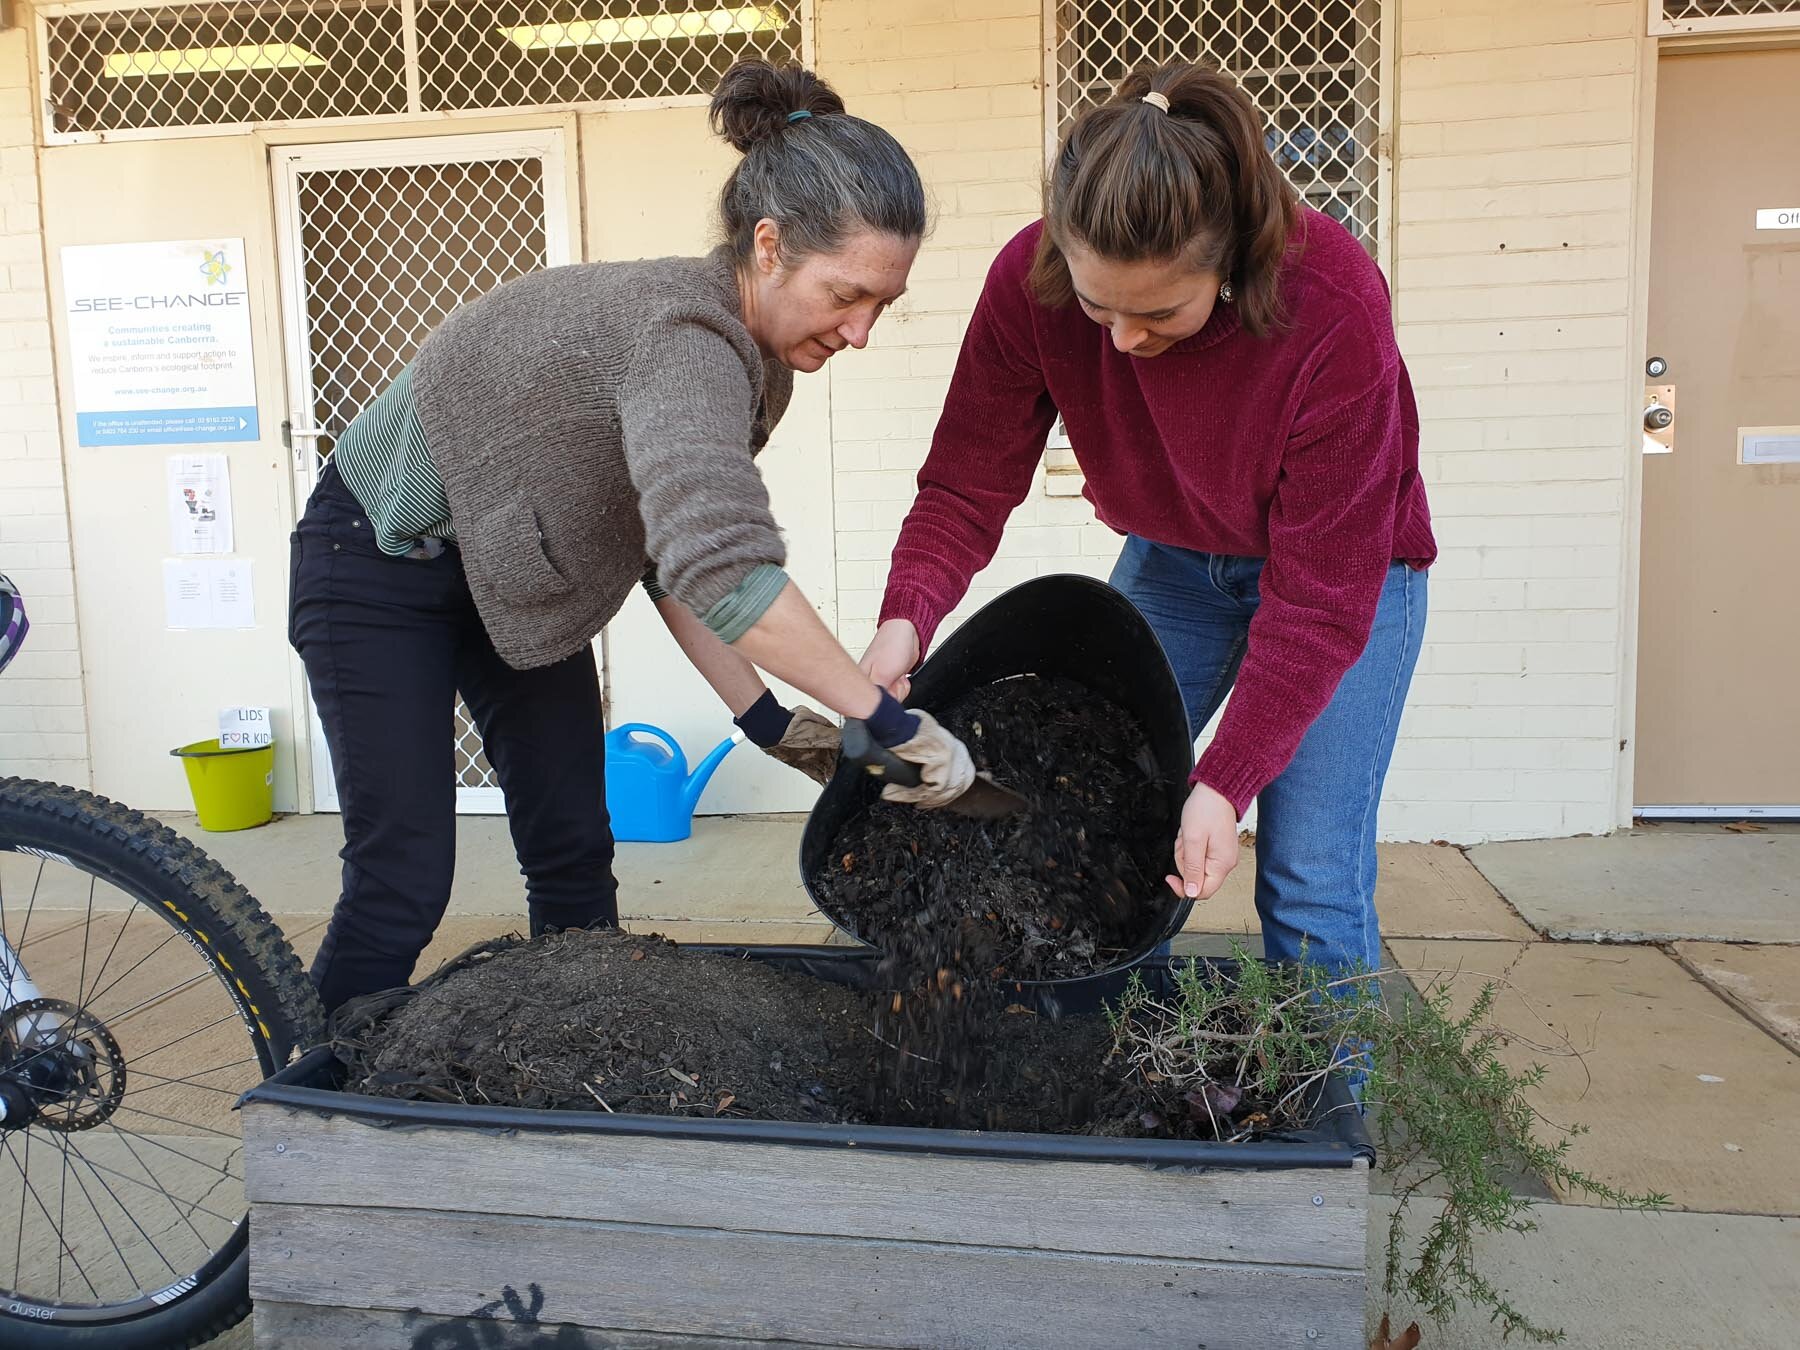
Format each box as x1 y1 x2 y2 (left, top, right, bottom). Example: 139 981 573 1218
879 211 1436 816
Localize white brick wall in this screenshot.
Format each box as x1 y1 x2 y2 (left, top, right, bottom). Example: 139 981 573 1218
1388 0 1645 841
0 26 89 786
818 0 1123 661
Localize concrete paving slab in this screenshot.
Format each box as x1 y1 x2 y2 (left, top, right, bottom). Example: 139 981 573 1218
1176 841 1537 945
1366 1197 1799 1349
1467 827 1800 944
1179 850 1261 936
1387 939 1800 1216
613 816 815 922
1375 844 1538 940
1675 942 1800 1052
146 810 822 923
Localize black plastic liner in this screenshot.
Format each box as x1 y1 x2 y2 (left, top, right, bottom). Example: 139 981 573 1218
800 574 1197 985
242 946 1373 1171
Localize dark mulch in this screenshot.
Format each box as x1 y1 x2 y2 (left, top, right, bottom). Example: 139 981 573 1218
332 928 1119 1134
333 677 1202 1136
810 674 1174 984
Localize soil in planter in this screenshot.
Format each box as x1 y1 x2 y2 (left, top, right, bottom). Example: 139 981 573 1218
812 674 1173 985
333 928 1117 1134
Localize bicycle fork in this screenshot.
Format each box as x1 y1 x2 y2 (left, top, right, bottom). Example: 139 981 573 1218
0 933 62 1126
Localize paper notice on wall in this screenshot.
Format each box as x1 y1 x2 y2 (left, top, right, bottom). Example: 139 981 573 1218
167 454 234 553
163 559 255 629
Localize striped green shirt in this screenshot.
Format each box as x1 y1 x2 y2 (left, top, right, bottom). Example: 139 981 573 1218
332 363 788 642
330 365 456 558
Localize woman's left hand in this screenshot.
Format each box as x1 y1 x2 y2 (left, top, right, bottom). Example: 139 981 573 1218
1167 782 1240 901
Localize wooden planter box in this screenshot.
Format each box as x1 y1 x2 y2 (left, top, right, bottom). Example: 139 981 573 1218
241 950 1372 1350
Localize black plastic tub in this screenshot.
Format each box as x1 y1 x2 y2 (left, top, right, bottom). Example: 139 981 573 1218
801 574 1196 986
240 945 1373 1350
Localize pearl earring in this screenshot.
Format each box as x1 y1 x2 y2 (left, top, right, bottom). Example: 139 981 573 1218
1219 281 1235 303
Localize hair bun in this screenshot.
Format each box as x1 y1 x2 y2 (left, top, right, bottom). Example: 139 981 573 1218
710 59 847 153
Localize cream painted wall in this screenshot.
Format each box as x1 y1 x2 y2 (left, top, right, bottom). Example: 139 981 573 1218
581 106 843 816
38 135 305 812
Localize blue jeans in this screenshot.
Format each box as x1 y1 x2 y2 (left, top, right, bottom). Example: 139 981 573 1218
1111 538 1427 974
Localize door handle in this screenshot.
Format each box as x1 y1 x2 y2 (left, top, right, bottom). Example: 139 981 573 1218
1642 384 1676 455
280 419 325 447
281 419 328 475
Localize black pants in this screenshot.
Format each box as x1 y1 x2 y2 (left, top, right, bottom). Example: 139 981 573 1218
290 467 617 1012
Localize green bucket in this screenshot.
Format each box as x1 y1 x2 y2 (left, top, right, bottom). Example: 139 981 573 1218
170 739 275 832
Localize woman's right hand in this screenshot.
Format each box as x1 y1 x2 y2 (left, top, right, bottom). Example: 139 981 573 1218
860 618 920 699
876 708 976 809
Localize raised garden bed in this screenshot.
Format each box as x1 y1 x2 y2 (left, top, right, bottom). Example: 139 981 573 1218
241 945 1373 1350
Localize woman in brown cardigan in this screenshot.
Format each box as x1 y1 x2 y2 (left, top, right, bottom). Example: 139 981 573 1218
290 63 972 1012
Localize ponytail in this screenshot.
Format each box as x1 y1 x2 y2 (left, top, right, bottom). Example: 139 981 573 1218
1030 62 1296 337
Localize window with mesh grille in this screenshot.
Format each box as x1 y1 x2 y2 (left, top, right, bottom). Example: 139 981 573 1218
1051 0 1384 252
1661 0 1800 20
41 1 805 138
44 1 408 135
416 1 800 112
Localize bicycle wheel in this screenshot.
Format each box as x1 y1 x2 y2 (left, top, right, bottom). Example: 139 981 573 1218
0 778 324 1349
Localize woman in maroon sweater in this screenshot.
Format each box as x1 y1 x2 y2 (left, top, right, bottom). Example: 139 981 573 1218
861 63 1435 974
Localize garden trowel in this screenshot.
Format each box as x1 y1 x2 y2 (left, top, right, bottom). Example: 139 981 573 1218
839 719 1027 820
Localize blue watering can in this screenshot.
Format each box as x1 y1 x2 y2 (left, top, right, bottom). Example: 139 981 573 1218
604 723 740 843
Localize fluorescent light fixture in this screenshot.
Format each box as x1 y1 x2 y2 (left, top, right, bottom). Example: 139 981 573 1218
103 42 325 78
497 5 788 51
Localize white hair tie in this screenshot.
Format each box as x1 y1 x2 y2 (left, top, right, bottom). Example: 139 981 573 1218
1141 91 1171 113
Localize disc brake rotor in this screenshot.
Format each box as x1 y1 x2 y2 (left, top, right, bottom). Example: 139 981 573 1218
2 997 128 1132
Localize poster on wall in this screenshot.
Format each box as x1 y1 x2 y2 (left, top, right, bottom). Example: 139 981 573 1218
61 239 259 447
166 454 234 554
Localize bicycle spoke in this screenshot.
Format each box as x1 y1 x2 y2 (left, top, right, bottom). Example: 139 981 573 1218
106 964 216 1022
75 871 96 1021
78 898 138 1025
78 1126 237 1230
121 1055 261 1102
53 1130 148 1292
3 1130 101 1301
11 1117 25 1292
113 1102 242 1142
89 1117 240 1185
15 856 44 965
130 1011 249 1070
58 1130 180 1285
57 1126 70 1300
75 926 190 1020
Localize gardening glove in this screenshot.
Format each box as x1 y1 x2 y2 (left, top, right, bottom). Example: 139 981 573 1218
876 708 977 811
733 692 839 786
766 706 840 786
